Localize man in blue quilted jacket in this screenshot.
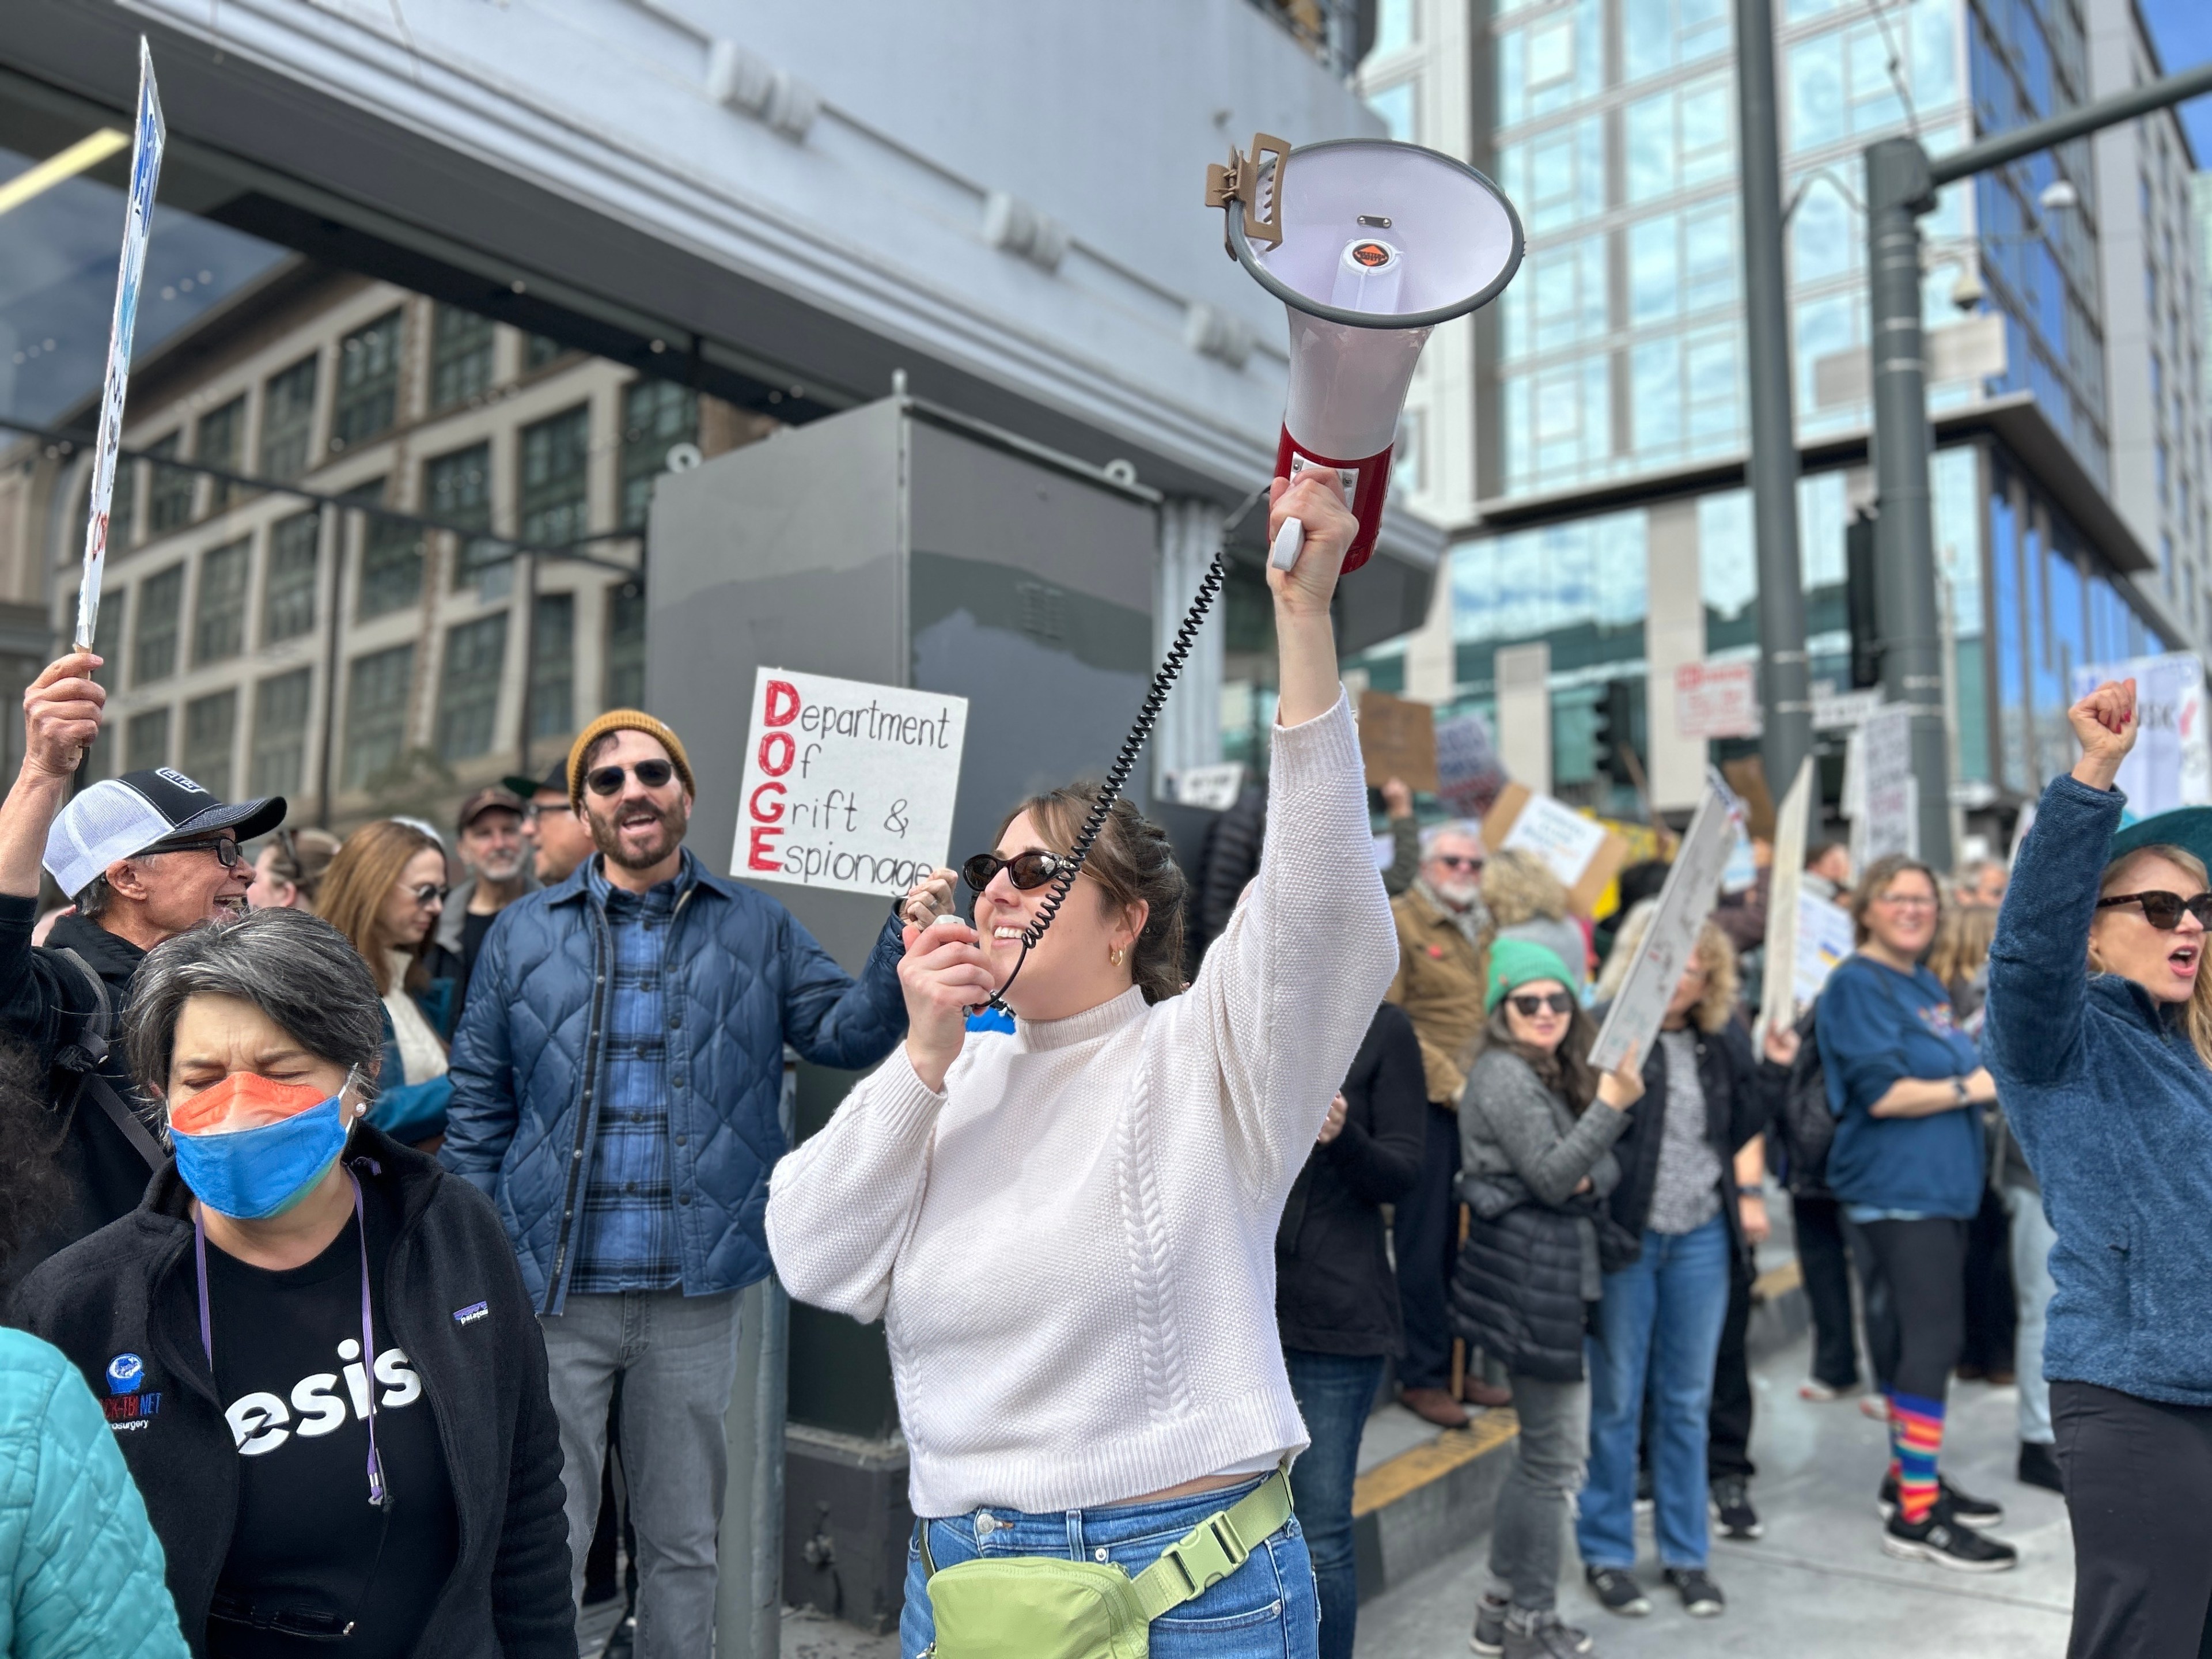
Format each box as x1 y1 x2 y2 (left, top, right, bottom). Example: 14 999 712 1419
442 708 919 1657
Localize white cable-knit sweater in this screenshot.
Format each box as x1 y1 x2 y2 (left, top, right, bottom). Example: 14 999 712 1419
766 695 1399 1517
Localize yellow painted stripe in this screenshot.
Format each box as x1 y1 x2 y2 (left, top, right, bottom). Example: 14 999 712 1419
1754 1257 1803 1303
0 130 130 218
1351 1408 1520 1518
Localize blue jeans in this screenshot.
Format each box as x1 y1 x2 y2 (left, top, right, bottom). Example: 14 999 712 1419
900 1476 1319 1658
1577 1214 1732 1571
1285 1350 1384 1659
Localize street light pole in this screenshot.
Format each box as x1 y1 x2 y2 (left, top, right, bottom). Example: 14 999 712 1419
1734 0 1812 798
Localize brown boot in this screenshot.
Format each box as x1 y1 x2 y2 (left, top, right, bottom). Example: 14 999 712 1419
1462 1377 1513 1409
1400 1386 1469 1429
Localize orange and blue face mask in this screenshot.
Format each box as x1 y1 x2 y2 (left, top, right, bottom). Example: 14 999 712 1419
169 1072 353 1220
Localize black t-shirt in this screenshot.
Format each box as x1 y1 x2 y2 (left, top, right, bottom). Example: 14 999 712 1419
202 1183 458 1657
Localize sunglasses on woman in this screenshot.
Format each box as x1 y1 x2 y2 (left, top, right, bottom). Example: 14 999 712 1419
585 759 676 796
1508 990 1575 1017
2095 889 2212 930
961 850 1068 893
408 882 449 908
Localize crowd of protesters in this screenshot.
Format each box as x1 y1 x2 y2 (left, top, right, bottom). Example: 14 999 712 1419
0 474 2199 1659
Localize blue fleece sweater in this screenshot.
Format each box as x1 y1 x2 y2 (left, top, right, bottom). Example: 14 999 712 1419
1985 772 2212 1407
1820 953 1985 1218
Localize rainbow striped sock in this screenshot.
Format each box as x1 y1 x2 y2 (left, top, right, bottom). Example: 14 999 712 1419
1890 1391 1946 1525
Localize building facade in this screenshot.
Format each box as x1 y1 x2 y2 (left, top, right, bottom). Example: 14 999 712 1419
1357 0 2206 833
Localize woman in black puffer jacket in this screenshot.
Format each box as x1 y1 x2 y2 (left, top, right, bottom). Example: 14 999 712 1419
1450 938 1643 1659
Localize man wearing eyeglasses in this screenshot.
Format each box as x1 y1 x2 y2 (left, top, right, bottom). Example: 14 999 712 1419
509 762 597 886
0 650 285 1272
444 708 931 1656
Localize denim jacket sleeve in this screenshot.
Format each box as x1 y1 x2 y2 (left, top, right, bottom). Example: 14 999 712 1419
1984 773 2123 1091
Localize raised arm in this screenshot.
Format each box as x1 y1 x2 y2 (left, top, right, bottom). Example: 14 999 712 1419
1985 679 2134 1089
0 653 104 904
1462 1050 1641 1208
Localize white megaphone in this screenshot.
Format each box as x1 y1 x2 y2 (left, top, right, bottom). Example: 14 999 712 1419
1209 134 1523 573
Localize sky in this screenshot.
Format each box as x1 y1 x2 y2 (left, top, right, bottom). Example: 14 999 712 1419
2138 0 2212 164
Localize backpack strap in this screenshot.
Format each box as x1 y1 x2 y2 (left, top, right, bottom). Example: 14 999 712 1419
52 947 165 1172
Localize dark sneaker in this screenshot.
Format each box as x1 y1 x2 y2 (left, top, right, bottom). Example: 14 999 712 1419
1662 1566 1725 1616
1471 1593 1508 1656
2018 1441 2063 1493
1502 1611 1596 1659
1882 1510 2019 1573
1585 1565 1651 1616
1878 1473 2005 1527
1709 1475 1763 1540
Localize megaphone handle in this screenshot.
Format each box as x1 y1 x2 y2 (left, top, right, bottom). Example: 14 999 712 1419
1270 516 1304 571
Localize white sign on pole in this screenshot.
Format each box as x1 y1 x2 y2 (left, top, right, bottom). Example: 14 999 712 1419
733 668 968 897
1675 660 1762 741
1165 762 1247 812
1590 790 1734 1074
1500 793 1612 890
2070 652 2212 819
1794 893 1856 1005
74 39 166 652
1756 756 1815 1044
1856 704 1917 864
1812 684 1885 731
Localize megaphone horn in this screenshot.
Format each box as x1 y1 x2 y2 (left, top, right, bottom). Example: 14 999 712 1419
1210 134 1525 574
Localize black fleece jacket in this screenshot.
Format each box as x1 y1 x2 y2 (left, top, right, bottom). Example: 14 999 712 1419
9 1126 573 1659
1601 1013 1783 1256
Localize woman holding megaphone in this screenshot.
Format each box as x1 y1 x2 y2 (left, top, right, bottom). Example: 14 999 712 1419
768 469 1398 1658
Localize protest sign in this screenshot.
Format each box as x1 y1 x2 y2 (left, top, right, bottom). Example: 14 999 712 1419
1165 762 1245 812
1356 690 1438 792
733 668 967 898
1483 782 1628 917
1756 756 1814 1044
1794 892 1855 1005
1852 705 1916 865
2070 652 2211 819
1435 712 1505 819
1590 789 1733 1073
1675 660 1760 741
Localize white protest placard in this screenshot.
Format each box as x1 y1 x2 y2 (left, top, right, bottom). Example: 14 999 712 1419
1853 704 1916 866
733 668 967 897
1675 660 1761 741
1756 756 1815 1044
2070 652 2211 818
1435 711 1505 819
1165 762 1246 812
1590 790 1734 1074
1794 892 1855 1005
1500 793 1611 890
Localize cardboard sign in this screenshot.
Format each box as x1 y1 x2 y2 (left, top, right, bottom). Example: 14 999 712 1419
1482 783 1629 918
1435 712 1505 819
733 668 967 897
1356 690 1438 792
1756 756 1814 1044
1589 790 1733 1073
2071 652 2212 819
1675 660 1760 741
1794 892 1855 1006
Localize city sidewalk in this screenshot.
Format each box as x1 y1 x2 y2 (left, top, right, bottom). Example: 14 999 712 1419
1352 1331 2075 1657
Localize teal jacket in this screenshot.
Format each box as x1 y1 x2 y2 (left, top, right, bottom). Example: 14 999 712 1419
0 1327 187 1658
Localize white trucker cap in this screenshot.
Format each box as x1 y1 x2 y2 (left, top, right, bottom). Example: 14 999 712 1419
43 768 286 901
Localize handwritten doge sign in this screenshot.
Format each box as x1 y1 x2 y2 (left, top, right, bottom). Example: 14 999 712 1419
734 668 968 897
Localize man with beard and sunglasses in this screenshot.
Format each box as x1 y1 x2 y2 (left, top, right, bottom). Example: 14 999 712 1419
441 709 940 1657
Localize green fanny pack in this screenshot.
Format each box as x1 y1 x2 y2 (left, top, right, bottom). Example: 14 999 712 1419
918 1467 1294 1659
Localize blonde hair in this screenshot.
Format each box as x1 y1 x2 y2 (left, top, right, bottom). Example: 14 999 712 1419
316 819 444 998
1482 846 1572 928
1927 903 1997 992
2094 843 2212 1069
1594 899 1740 1034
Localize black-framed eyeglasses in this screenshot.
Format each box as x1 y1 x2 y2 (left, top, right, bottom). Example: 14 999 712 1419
408 882 449 908
1507 990 1575 1018
2096 889 2212 930
155 836 243 870
1431 854 1483 874
961 850 1067 893
522 802 573 824
585 759 676 796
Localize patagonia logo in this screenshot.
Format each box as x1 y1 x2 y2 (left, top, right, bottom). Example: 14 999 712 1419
453 1301 490 1326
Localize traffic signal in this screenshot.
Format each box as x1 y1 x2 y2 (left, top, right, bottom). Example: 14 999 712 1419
1846 511 1881 690
1594 679 1635 778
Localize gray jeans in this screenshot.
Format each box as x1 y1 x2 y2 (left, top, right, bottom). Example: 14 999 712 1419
2003 1184 2056 1446
1486 1373 1589 1613
539 1289 742 1659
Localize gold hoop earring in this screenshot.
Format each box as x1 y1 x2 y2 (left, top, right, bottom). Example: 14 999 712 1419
1109 946 1126 967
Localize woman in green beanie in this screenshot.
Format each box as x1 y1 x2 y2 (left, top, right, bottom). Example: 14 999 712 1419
1455 938 1644 1659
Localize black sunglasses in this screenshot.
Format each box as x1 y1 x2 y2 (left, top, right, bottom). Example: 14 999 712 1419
156 836 243 870
408 882 449 908
961 850 1067 893
1431 854 1483 873
2095 889 2212 930
1508 990 1576 1018
585 759 676 796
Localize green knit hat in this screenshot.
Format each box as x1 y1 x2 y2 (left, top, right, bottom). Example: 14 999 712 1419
1485 938 1579 1014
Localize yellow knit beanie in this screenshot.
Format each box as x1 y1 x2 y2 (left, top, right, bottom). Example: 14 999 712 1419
568 710 697 808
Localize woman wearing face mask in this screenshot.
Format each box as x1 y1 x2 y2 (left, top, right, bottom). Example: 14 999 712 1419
1453 940 1644 1659
11 907 571 1659
767 472 1397 1659
1819 854 2013 1571
318 822 456 1147
1985 679 2212 1657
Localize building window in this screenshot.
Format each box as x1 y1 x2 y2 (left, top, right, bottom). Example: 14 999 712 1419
531 592 575 737
426 442 500 587
332 309 404 451
252 668 313 800
1625 73 1733 203
526 334 566 370
1502 232 1607 361
344 643 415 789
607 581 645 709
146 433 193 533
431 306 496 410
182 689 238 800
1366 81 1415 142
620 381 698 529
260 355 319 482
194 537 251 665
1623 0 1730 84
348 480 423 620
437 613 509 762
126 707 171 774
107 450 138 553
264 511 320 643
1495 116 1606 234
134 565 184 684
519 404 592 545
195 396 245 515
